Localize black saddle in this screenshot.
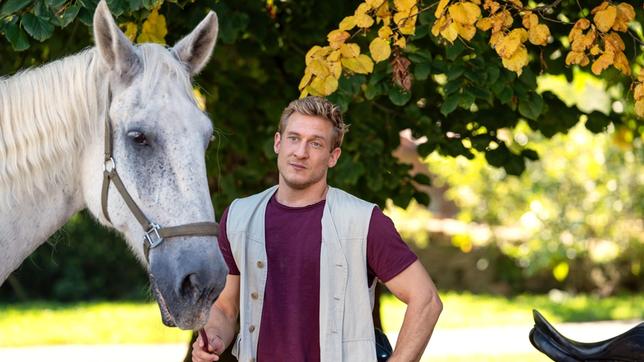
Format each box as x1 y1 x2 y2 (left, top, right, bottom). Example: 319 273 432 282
529 309 644 362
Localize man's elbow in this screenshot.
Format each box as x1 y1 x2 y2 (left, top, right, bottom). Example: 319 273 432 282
417 287 442 322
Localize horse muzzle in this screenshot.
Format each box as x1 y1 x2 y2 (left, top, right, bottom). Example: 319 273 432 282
148 240 227 330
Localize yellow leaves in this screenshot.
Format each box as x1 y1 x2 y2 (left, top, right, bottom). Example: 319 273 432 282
590 2 633 33
341 54 374 74
340 43 360 58
137 8 167 44
339 16 357 31
522 13 538 29
306 46 330 65
528 24 550 46
613 3 635 32
328 30 350 49
592 2 617 33
378 25 393 39
636 100 644 118
431 15 458 43
123 22 138 42
434 1 481 42
501 44 528 75
436 0 450 17
449 2 481 25
310 76 339 96
366 0 385 8
393 6 418 35
566 6 631 78
355 13 375 28
455 23 477 41
369 37 391 62
604 32 625 52
634 73 644 118
612 50 630 75
495 28 527 58
565 51 590 67
394 0 417 12
591 51 613 75
299 69 313 90
309 59 330 77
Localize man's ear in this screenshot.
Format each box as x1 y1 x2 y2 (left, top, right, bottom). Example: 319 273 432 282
171 12 218 75
274 132 281 154
328 147 341 168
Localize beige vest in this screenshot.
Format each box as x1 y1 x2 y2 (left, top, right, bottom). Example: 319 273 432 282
226 186 378 362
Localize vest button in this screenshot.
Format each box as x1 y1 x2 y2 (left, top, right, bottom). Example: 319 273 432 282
256 260 265 268
251 292 259 300
249 325 256 333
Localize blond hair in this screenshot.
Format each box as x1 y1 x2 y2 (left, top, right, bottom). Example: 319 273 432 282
279 96 347 149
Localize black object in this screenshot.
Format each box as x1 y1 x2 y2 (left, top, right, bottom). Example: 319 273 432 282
375 327 393 361
529 309 644 362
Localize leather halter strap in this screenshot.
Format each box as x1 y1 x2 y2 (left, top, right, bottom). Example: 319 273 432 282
100 90 218 262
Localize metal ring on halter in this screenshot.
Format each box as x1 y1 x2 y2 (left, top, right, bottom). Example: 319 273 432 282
145 223 163 248
104 157 115 173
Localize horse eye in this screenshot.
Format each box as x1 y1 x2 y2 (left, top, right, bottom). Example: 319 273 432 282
128 131 149 146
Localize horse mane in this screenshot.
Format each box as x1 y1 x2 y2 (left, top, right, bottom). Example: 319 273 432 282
0 44 195 208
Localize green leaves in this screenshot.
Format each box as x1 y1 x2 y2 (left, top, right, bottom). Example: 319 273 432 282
388 86 411 106
21 13 54 41
518 92 543 120
4 20 30 51
0 0 33 16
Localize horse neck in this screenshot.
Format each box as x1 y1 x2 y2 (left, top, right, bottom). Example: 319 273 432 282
0 49 106 283
0 179 85 283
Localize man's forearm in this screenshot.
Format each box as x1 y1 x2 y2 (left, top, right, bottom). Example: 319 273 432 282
204 303 238 349
389 293 442 362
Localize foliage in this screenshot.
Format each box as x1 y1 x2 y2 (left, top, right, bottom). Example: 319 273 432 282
297 0 644 187
1 1 643 299
419 121 643 292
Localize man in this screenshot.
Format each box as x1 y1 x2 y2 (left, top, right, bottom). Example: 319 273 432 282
193 97 442 362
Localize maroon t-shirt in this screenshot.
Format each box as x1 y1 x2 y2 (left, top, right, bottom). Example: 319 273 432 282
217 194 417 362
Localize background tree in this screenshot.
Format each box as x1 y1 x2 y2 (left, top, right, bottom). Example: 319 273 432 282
1 0 642 297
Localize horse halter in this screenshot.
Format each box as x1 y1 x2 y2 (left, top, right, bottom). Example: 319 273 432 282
100 90 219 262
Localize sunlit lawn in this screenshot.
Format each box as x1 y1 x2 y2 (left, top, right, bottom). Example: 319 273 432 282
381 291 644 331
0 292 641 347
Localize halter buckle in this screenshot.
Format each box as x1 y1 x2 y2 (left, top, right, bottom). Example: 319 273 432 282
145 223 163 248
104 158 115 173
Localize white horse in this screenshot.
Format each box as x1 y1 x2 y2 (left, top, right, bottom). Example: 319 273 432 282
0 1 227 330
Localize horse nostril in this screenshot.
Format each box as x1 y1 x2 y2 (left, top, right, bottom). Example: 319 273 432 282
180 273 201 300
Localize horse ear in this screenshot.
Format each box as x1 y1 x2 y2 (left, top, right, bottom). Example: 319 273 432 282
172 12 218 75
93 0 139 77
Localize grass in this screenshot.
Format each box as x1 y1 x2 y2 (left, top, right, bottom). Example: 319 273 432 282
0 301 191 346
381 291 644 332
0 292 642 347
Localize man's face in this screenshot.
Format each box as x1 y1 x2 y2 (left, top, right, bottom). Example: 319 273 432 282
274 112 341 190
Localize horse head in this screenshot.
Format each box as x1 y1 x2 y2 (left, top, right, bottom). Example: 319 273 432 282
81 1 227 330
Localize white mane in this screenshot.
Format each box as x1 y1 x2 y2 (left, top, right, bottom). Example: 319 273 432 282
0 44 195 208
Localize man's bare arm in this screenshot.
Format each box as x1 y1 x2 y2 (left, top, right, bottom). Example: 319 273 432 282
193 275 240 362
384 260 442 362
